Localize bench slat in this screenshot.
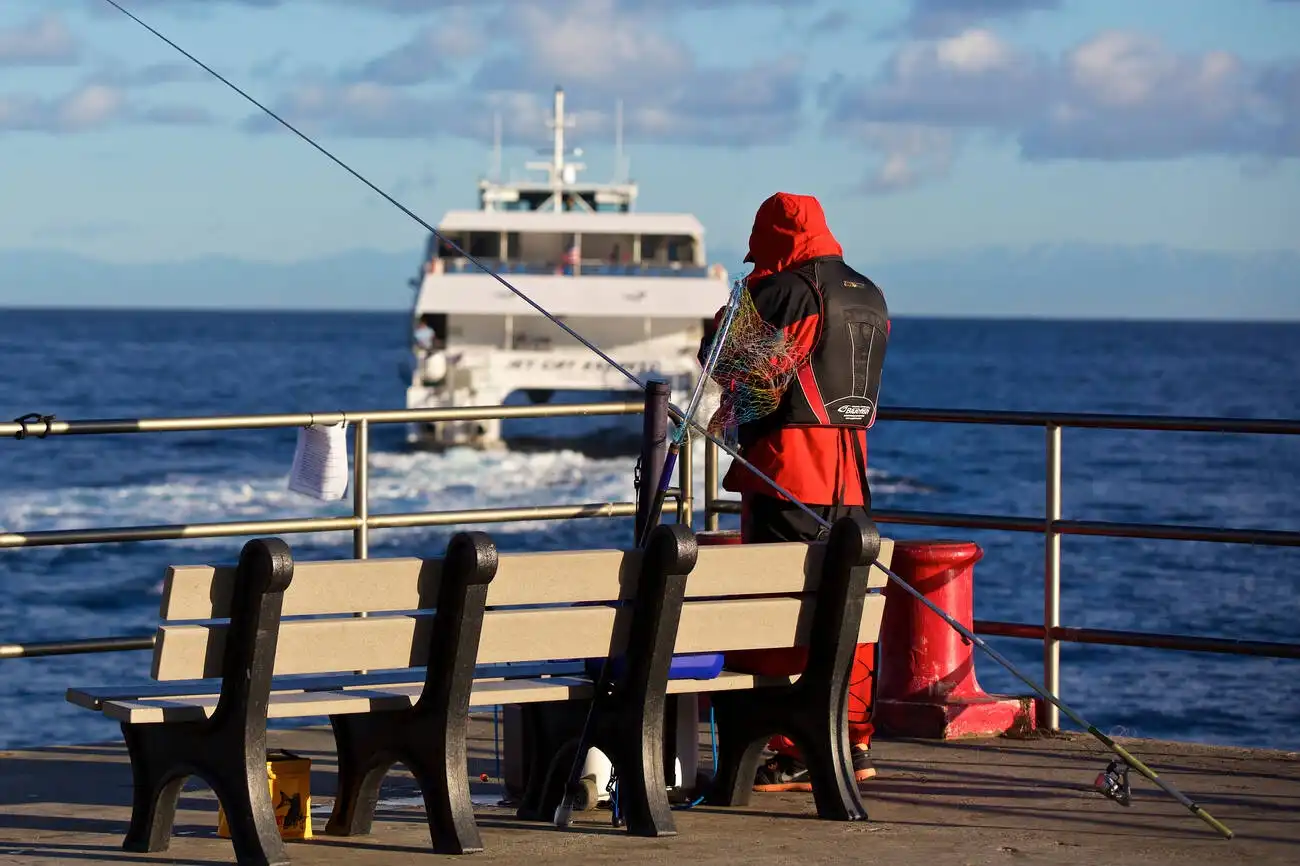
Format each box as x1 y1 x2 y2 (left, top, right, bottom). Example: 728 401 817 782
160 540 894 622
152 594 887 681
161 549 637 621
100 671 793 724
689 539 892 595
66 661 589 711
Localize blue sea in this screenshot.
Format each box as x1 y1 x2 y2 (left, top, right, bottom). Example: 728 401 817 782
1 309 1298 752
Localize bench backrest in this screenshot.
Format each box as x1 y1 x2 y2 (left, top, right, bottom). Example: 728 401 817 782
673 538 892 655
150 529 893 683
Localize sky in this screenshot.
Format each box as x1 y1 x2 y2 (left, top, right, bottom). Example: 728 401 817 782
0 0 1297 313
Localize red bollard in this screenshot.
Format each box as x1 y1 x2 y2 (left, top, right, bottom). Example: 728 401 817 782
696 530 743 546
875 540 1038 739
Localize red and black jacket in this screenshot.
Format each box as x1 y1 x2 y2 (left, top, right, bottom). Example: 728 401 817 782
702 193 889 507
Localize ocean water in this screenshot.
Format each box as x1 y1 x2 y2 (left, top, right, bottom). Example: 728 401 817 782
1 309 1298 752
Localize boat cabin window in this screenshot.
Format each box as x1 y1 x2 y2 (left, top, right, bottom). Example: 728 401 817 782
435 232 501 259
640 234 698 266
426 229 706 275
580 233 632 264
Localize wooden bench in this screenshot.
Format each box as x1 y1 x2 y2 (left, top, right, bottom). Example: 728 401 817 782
511 514 893 825
65 515 891 863
66 524 700 865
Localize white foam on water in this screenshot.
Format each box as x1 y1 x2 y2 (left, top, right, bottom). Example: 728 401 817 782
1 436 925 549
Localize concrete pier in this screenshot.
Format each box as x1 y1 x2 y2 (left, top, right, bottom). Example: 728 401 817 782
0 716 1294 865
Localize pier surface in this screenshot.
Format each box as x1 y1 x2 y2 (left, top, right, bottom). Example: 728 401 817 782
0 717 1294 865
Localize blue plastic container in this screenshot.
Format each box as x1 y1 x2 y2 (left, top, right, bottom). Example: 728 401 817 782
585 652 724 681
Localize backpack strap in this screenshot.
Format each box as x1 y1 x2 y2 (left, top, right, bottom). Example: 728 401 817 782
849 429 870 511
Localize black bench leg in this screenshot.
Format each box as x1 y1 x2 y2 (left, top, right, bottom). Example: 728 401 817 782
209 756 293 866
597 708 676 837
116 538 296 865
702 694 769 809
120 721 289 866
121 724 185 854
326 712 484 854
515 703 586 823
708 515 881 822
796 721 865 822
405 746 483 855
325 714 391 837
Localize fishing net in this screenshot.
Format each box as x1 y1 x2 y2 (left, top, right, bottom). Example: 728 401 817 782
699 278 809 443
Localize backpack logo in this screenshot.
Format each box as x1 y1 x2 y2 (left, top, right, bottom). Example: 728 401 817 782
836 401 874 420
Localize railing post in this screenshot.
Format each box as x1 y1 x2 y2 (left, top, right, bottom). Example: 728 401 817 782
1043 423 1062 730
353 419 370 560
677 426 694 528
703 437 719 532
634 380 671 544
352 418 371 675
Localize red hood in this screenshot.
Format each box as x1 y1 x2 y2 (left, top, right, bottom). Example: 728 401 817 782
743 192 843 283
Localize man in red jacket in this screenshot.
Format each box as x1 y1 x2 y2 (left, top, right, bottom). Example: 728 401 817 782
704 191 890 792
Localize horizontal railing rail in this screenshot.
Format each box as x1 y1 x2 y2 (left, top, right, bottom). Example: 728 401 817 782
874 406 1300 435
1 401 646 438
702 405 1300 730
707 501 1300 547
973 621 1300 659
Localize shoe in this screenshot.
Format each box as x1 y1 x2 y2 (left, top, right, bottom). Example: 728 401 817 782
852 745 877 782
752 753 812 793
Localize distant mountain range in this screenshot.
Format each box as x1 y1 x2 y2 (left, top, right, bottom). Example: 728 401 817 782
2 244 1296 320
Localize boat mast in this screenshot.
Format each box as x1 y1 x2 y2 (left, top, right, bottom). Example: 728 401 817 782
615 99 624 183
491 111 502 182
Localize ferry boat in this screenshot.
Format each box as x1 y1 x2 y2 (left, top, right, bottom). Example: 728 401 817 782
402 86 731 450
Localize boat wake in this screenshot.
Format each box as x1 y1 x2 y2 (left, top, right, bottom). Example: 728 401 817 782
1 439 931 554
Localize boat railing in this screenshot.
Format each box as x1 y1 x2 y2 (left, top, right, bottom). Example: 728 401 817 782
4 402 1299 732
703 407 1300 730
427 258 715 279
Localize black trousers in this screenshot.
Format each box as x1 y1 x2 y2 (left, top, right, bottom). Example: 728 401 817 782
740 493 871 544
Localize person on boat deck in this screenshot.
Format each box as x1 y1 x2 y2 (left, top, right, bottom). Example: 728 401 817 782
700 191 890 793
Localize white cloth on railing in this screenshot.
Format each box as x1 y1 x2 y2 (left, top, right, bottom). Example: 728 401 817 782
288 421 350 500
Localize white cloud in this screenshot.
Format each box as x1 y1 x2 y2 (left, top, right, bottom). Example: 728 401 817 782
0 85 124 133
0 82 212 134
899 0 1061 37
251 0 807 147
825 27 1300 192
0 15 79 67
856 124 957 194
59 84 123 129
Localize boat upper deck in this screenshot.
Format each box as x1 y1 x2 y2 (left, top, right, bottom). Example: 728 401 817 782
0 718 1294 865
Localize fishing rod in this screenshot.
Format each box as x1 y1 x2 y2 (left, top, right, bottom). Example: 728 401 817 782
636 277 744 549
554 280 743 829
102 0 1232 839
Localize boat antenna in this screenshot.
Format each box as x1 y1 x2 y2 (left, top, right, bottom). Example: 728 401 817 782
614 98 624 183
491 111 502 182
99 0 1233 840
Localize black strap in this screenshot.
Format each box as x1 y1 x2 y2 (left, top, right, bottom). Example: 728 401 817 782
849 429 870 511
832 432 845 509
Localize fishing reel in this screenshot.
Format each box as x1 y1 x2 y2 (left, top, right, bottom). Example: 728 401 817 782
1094 759 1132 807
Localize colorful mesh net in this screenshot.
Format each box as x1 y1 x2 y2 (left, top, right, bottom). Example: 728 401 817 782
701 277 809 442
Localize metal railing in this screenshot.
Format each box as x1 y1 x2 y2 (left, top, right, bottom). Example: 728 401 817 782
0 400 687 657
6 402 1300 732
702 407 1300 730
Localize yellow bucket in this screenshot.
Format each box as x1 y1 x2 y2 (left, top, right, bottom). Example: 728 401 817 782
217 750 312 841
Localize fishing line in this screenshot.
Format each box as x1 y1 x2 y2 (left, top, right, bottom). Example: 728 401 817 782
103 0 1232 839
98 0 644 394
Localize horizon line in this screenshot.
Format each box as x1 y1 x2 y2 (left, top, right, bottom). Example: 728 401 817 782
2 304 1298 325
